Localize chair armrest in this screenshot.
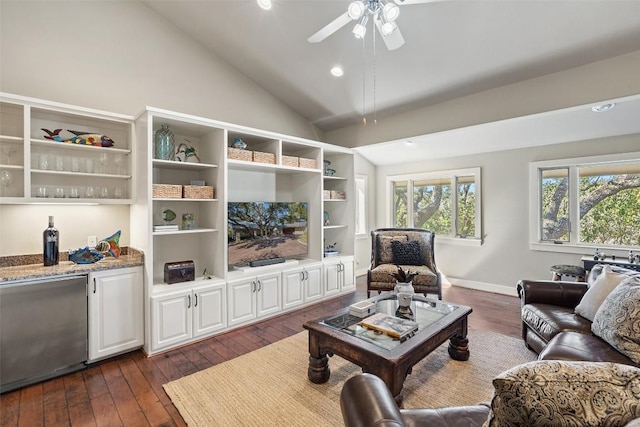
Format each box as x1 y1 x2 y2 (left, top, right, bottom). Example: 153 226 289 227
517 280 588 308
340 374 406 427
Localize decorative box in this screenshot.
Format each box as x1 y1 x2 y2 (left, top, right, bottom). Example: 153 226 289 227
282 155 299 167
164 260 195 284
330 190 346 200
153 184 182 198
183 185 214 199
228 147 252 161
252 151 276 164
299 157 317 169
349 300 376 318
323 190 331 200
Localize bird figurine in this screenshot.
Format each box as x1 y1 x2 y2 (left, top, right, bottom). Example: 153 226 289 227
42 128 115 147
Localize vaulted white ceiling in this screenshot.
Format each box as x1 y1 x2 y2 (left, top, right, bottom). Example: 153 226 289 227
144 0 640 163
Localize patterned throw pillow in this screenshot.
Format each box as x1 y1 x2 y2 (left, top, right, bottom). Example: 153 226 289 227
484 360 640 427
592 277 640 364
575 266 628 321
377 235 407 264
391 240 422 266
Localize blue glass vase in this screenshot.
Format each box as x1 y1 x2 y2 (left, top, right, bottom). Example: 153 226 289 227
154 124 175 160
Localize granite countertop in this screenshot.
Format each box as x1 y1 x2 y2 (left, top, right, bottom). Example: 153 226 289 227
0 248 144 282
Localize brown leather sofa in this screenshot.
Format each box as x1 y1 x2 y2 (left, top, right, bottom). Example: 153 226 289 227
518 263 639 367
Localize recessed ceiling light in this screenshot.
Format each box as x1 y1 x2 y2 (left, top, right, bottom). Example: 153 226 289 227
404 140 415 146
591 103 616 112
330 66 344 77
257 0 271 10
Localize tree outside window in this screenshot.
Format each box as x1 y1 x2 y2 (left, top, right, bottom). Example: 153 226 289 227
534 156 640 249
389 168 481 240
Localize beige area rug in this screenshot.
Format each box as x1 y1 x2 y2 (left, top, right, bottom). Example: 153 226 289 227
163 329 536 426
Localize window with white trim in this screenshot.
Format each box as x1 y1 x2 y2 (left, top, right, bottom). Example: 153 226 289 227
531 152 640 250
387 168 481 241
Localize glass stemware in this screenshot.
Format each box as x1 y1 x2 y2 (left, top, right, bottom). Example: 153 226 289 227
0 170 14 197
1 145 17 166
113 153 124 175
98 152 109 174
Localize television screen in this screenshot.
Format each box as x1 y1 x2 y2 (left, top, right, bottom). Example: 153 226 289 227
227 202 308 267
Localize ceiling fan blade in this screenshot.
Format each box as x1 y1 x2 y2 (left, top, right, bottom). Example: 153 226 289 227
308 12 352 43
375 19 405 50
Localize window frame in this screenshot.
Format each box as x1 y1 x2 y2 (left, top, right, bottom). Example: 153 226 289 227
355 175 368 239
529 151 640 254
386 167 482 246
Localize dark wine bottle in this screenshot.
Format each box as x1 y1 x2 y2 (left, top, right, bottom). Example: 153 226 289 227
43 215 59 266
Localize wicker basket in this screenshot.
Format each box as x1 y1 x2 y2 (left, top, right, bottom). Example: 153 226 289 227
253 151 276 164
153 184 182 198
330 190 346 200
282 155 299 167
228 147 252 161
183 185 214 199
299 157 317 169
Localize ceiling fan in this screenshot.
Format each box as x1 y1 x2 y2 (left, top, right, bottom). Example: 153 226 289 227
308 0 441 51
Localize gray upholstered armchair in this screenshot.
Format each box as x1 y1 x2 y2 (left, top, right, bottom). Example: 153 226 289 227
367 228 441 299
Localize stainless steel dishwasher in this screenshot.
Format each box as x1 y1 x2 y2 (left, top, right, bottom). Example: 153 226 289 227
0 274 88 393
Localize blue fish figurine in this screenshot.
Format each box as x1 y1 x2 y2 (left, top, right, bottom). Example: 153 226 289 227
42 128 115 147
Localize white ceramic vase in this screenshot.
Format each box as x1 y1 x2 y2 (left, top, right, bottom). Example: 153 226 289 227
394 281 415 307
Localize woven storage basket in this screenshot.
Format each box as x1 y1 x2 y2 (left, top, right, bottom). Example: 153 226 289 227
183 185 214 199
323 190 331 200
299 157 317 169
228 147 252 161
330 190 346 200
253 151 276 164
282 155 299 167
153 184 182 198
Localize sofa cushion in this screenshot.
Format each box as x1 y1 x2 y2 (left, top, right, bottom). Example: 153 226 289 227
539 331 638 367
391 239 422 266
521 303 592 343
377 235 407 264
369 263 438 286
592 278 640 365
485 360 640 427
575 265 627 321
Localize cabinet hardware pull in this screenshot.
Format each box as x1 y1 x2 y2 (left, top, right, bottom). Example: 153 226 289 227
187 295 191 308
93 277 97 294
252 281 256 292
257 280 262 292
194 294 198 307
300 271 305 281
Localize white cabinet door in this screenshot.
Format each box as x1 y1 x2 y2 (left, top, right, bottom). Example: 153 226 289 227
304 264 323 303
193 283 226 338
324 260 341 296
340 257 355 292
151 290 192 352
256 272 281 318
88 266 143 362
227 277 257 326
282 267 304 310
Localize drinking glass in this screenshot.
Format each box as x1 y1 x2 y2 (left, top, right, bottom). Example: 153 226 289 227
113 187 123 199
69 187 80 198
98 152 109 174
71 157 81 172
37 186 48 198
55 156 65 171
39 154 50 170
113 153 124 175
1 145 16 166
100 186 110 198
54 187 65 198
86 158 95 173
0 170 14 197
85 186 95 198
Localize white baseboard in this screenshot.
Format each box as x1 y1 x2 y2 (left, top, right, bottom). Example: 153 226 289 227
447 277 518 297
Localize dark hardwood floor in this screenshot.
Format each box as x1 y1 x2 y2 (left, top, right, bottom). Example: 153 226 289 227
0 277 522 427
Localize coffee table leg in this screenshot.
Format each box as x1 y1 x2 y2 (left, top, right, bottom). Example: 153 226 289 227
308 354 330 384
448 334 470 361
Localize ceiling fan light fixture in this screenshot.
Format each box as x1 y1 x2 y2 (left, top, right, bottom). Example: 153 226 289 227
348 1 366 20
383 3 400 21
381 20 397 36
353 15 368 39
256 0 272 10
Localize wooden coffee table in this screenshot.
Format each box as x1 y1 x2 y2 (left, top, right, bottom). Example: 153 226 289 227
303 294 472 406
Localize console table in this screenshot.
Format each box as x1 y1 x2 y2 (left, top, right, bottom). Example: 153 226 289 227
581 256 640 273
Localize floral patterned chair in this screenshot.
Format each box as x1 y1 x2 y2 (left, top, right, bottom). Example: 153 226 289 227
367 228 441 299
